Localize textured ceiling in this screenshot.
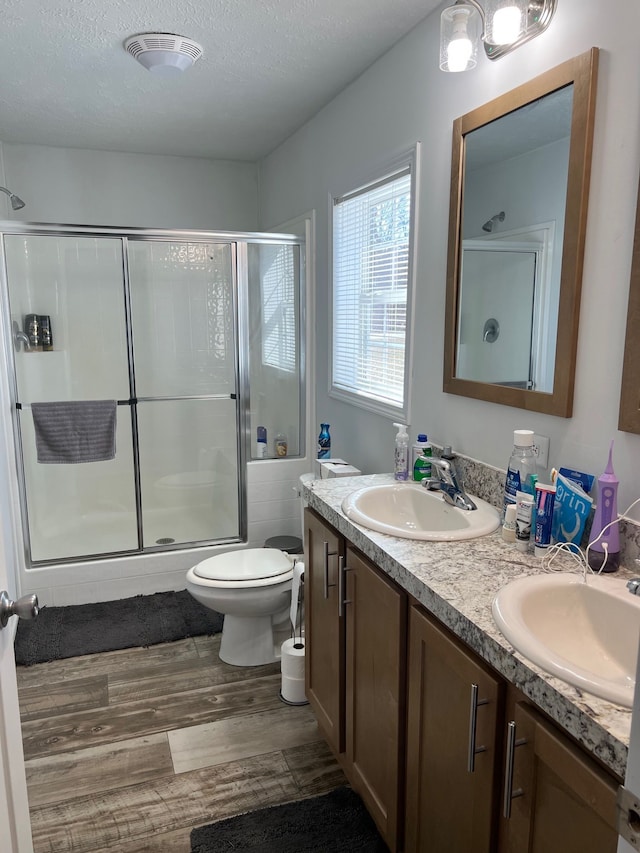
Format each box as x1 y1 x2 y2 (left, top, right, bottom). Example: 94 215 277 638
0 0 441 161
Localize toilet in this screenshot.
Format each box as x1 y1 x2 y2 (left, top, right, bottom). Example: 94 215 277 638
186 547 297 666
186 473 313 667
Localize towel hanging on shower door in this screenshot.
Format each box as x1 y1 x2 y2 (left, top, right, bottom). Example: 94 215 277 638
31 400 117 463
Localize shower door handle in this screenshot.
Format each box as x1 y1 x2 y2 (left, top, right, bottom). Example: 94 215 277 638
0 591 39 629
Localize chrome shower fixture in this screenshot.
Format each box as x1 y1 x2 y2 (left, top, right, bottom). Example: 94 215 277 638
0 186 25 210
482 211 505 233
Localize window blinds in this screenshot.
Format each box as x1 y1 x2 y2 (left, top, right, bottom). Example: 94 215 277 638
332 169 411 410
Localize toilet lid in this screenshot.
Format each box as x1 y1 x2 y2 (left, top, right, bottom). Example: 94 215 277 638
192 548 292 582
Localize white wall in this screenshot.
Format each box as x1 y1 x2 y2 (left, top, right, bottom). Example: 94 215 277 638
0 143 259 231
258 0 640 513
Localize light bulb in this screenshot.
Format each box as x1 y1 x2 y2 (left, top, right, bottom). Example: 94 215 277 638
491 6 523 44
440 4 480 73
447 37 473 72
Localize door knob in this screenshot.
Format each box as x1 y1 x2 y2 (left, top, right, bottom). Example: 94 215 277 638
0 590 39 628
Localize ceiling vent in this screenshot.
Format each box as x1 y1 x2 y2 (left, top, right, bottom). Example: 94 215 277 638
124 33 204 75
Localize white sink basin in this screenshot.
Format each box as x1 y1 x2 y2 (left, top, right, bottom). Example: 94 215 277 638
341 482 500 541
493 573 640 708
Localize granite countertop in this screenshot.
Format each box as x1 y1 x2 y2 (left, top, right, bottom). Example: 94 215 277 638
304 473 633 780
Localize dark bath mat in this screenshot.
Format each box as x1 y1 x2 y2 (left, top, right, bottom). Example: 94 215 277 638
190 787 388 853
14 590 223 666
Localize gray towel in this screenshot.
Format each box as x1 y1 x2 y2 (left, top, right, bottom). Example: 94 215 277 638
31 400 117 464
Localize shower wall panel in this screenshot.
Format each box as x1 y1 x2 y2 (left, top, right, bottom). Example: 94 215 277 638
4 234 138 561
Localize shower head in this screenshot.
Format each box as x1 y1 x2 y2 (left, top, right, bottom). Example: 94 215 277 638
482 211 505 233
0 186 25 211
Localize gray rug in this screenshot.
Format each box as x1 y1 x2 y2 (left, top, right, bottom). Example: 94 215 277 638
14 590 223 666
190 787 388 852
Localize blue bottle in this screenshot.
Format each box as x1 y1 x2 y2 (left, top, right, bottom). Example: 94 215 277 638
318 424 331 459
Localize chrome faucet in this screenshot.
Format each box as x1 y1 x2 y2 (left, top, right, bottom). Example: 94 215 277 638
627 579 640 596
421 456 477 511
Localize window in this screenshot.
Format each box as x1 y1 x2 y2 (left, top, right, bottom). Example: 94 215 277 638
260 244 298 373
331 153 416 419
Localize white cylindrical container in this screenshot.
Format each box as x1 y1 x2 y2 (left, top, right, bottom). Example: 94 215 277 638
280 638 308 705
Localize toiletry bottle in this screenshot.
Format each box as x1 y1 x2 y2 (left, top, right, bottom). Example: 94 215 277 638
24 314 41 350
274 433 288 457
502 504 517 543
317 424 331 459
412 434 432 480
39 315 53 351
503 429 537 517
587 441 620 573
256 426 267 458
393 423 409 481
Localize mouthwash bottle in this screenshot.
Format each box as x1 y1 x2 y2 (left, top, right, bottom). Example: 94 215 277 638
503 429 537 517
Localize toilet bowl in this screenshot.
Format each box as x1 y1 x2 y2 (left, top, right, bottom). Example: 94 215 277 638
186 547 295 666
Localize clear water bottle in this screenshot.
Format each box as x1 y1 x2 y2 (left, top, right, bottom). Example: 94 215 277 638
503 429 537 517
317 424 331 459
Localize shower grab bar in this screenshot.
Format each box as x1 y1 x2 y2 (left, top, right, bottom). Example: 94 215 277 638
16 393 237 410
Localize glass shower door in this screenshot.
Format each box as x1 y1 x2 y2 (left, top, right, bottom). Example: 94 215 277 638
4 234 138 562
127 240 241 547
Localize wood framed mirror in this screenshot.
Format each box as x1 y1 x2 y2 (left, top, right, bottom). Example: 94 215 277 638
443 48 599 416
619 178 640 433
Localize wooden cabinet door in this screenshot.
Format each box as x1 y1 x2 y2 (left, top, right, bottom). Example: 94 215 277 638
404 604 502 853
304 508 345 754
502 702 618 853
345 546 407 851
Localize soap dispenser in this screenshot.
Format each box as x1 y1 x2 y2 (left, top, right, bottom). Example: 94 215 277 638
587 441 620 573
393 423 409 481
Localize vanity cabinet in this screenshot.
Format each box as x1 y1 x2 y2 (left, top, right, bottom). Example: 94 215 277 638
305 507 345 754
404 604 503 852
304 509 406 851
498 698 618 853
305 507 620 853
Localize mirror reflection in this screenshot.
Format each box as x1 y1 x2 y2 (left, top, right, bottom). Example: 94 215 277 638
619 177 640 434
457 86 573 392
443 49 599 417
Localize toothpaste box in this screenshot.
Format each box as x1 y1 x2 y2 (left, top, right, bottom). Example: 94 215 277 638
315 458 362 479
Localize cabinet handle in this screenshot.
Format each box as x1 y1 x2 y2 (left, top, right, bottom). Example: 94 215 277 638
322 541 337 599
503 720 527 819
338 556 352 617
467 683 489 773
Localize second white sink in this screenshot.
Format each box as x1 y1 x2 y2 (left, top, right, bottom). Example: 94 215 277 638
341 481 500 541
493 572 640 708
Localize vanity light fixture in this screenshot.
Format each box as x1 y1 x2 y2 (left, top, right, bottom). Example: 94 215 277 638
439 0 557 72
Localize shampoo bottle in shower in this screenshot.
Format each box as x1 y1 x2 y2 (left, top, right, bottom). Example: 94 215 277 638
587 441 620 573
256 426 267 459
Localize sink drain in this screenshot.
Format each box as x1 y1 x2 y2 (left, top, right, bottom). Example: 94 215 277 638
156 537 175 545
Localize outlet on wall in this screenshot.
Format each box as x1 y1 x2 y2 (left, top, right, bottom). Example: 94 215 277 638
533 434 550 470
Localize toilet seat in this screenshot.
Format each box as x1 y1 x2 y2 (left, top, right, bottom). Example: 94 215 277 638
191 548 294 589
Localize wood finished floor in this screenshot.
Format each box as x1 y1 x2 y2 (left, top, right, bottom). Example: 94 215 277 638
17 634 346 853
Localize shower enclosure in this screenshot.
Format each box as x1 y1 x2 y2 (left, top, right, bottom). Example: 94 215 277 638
0 224 304 566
